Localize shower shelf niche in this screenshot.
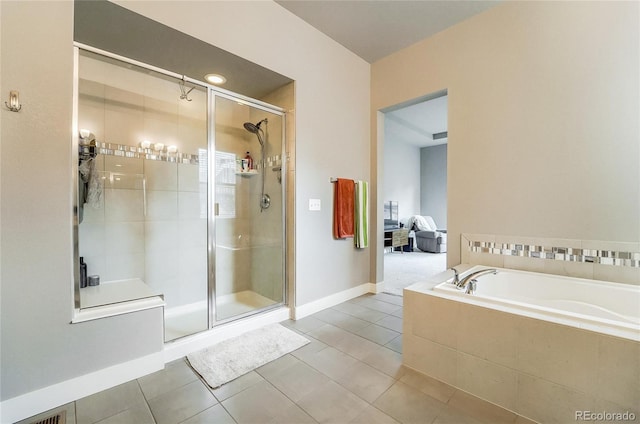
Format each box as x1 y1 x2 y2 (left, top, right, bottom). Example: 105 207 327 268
235 170 259 177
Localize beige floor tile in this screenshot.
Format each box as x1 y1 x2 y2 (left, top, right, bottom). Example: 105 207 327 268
94 401 154 424
350 405 400 423
300 346 360 381
76 380 146 424
307 323 353 347
374 381 446 424
138 359 198 400
334 360 396 403
351 297 403 314
371 293 404 306
312 308 372 332
266 360 330 402
309 324 381 360
352 323 400 345
222 380 307 424
384 335 402 353
290 336 329 362
332 302 389 323
297 380 369 423
281 315 326 333
180 403 238 424
266 403 317 423
375 315 403 333
255 354 300 380
147 380 217 424
211 370 265 402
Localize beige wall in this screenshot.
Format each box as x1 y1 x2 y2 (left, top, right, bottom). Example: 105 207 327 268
372 1 639 274
0 1 164 402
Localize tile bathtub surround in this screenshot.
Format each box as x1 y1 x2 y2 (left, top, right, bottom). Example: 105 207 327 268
20 294 536 424
404 289 640 424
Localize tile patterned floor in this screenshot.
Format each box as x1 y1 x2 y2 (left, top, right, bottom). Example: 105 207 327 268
20 293 536 424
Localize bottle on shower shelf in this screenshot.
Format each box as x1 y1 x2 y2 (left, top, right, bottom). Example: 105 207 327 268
244 151 253 171
79 257 88 288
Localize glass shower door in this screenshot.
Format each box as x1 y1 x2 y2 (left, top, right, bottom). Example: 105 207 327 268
212 94 285 322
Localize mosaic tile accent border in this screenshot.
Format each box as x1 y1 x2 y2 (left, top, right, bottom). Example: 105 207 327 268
89 142 200 164
468 240 640 268
83 142 283 168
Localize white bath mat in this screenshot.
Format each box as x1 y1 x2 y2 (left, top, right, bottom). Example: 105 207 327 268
187 323 309 388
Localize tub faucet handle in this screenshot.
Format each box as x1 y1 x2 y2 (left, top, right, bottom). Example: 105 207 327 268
465 279 477 295
449 267 460 285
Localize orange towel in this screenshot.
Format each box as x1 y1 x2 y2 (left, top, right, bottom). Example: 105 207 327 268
333 178 355 239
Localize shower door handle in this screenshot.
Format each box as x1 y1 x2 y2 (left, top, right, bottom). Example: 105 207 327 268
214 203 220 216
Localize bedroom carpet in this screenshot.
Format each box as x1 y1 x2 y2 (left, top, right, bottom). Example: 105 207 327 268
187 323 309 389
383 250 447 295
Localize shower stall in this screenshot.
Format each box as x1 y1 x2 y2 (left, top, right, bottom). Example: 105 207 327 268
74 46 287 341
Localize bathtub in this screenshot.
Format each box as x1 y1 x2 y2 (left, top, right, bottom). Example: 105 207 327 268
403 265 640 423
432 265 640 341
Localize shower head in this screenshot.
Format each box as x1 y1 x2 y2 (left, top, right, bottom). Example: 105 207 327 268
243 119 267 147
243 119 267 134
243 122 259 134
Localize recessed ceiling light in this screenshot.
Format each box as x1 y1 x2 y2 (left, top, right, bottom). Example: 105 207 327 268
205 73 226 85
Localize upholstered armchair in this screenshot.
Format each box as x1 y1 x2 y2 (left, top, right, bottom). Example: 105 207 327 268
406 215 446 253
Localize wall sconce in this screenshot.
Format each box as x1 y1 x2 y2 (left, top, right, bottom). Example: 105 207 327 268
5 91 21 112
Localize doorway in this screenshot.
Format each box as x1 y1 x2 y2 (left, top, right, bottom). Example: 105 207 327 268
380 91 448 295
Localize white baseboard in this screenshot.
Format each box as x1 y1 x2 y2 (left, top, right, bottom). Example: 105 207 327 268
293 282 377 320
368 281 384 294
0 352 164 424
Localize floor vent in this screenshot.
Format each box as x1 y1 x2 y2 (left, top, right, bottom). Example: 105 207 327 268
31 410 66 424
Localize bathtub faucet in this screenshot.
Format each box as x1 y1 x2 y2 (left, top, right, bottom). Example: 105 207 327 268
448 267 460 286
456 268 498 291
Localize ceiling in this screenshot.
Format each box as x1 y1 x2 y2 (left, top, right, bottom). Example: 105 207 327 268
74 0 293 99
385 95 448 148
77 0 501 147
275 0 500 63
276 1 499 148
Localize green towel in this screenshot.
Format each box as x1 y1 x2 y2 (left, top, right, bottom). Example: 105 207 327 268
354 180 368 248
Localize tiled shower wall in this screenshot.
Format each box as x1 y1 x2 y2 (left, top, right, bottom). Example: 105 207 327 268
79 157 207 308
213 95 285 302
78 52 208 309
462 233 640 285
